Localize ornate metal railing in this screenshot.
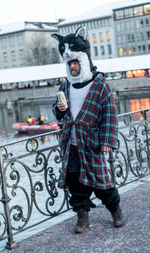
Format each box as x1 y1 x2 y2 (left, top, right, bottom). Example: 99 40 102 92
0 108 150 250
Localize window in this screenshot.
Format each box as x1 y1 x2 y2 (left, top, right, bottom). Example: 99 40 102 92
108 18 111 27
106 31 111 41
92 33 97 43
136 20 140 29
124 8 134 18
11 50 16 56
116 24 121 32
119 48 123 56
147 31 150 40
146 18 150 26
123 48 127 56
99 32 103 42
18 34 23 45
100 45 105 55
101 20 104 27
128 47 132 55
11 51 16 61
148 44 150 51
9 36 15 46
144 4 150 15
19 49 24 56
2 38 7 48
94 46 98 56
143 45 146 52
120 23 125 32
86 22 89 29
104 19 108 27
122 35 126 43
117 36 122 44
138 45 147 54
139 19 144 28
115 10 124 20
119 48 127 56
134 6 143 16
132 47 136 55
126 21 130 30
128 34 131 42
91 22 94 29
128 47 136 55
94 20 98 29
97 20 101 28
3 52 8 61
118 35 125 44
128 34 135 42
107 44 112 55
136 32 144 41
117 22 124 32
130 20 134 29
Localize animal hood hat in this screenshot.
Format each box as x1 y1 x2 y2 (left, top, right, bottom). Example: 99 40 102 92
52 26 97 84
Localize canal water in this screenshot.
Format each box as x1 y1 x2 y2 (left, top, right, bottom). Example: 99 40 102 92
0 102 56 143
0 95 150 141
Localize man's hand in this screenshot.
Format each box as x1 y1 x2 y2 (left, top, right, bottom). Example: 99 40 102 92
57 102 67 112
101 146 112 152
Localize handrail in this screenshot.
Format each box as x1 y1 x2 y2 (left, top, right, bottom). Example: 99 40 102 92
0 108 150 250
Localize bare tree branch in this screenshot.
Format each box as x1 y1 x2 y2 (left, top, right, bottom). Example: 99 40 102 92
25 33 60 66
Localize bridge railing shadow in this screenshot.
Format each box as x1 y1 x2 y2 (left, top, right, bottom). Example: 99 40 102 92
0 108 150 250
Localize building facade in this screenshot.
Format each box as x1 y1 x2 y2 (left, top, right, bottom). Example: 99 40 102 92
114 2 150 56
0 21 60 69
58 0 150 60
58 16 116 60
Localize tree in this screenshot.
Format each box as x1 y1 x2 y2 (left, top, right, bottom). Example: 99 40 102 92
25 33 60 66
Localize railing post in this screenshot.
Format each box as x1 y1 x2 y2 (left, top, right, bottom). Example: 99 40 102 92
108 151 116 186
0 148 16 250
142 110 150 169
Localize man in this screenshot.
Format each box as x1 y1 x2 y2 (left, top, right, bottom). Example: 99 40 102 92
26 115 35 125
37 114 44 125
52 26 124 234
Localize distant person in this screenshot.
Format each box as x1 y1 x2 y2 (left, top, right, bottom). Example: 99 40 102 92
37 115 45 125
26 115 35 125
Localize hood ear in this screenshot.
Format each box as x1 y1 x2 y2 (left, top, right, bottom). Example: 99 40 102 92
75 26 87 40
51 33 63 42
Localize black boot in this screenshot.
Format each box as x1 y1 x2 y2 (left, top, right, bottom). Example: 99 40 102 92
111 206 124 227
75 209 89 234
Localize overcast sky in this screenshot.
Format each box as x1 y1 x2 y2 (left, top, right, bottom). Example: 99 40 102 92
0 0 118 26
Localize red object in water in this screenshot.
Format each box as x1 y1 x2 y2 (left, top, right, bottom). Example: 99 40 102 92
12 122 60 134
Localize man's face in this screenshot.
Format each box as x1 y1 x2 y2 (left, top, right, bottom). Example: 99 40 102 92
69 61 80 76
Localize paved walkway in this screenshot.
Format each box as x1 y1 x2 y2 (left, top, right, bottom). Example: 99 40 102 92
1 179 150 253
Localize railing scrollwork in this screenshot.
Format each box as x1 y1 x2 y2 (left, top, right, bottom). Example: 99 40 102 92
0 108 150 250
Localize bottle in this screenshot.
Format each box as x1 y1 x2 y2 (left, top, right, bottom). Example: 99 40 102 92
57 91 68 108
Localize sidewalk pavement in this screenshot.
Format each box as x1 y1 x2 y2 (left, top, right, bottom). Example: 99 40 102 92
1 180 150 253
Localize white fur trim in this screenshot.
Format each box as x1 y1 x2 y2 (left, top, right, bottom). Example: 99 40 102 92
63 48 92 84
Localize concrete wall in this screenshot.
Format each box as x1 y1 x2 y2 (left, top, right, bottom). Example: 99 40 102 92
108 76 150 91
0 85 59 105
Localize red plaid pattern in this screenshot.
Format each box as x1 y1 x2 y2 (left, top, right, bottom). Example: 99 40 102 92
53 73 118 189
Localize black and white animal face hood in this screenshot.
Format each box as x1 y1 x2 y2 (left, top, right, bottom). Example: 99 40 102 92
52 27 94 84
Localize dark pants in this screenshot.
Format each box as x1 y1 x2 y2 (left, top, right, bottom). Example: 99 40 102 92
66 172 120 213
66 145 120 213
